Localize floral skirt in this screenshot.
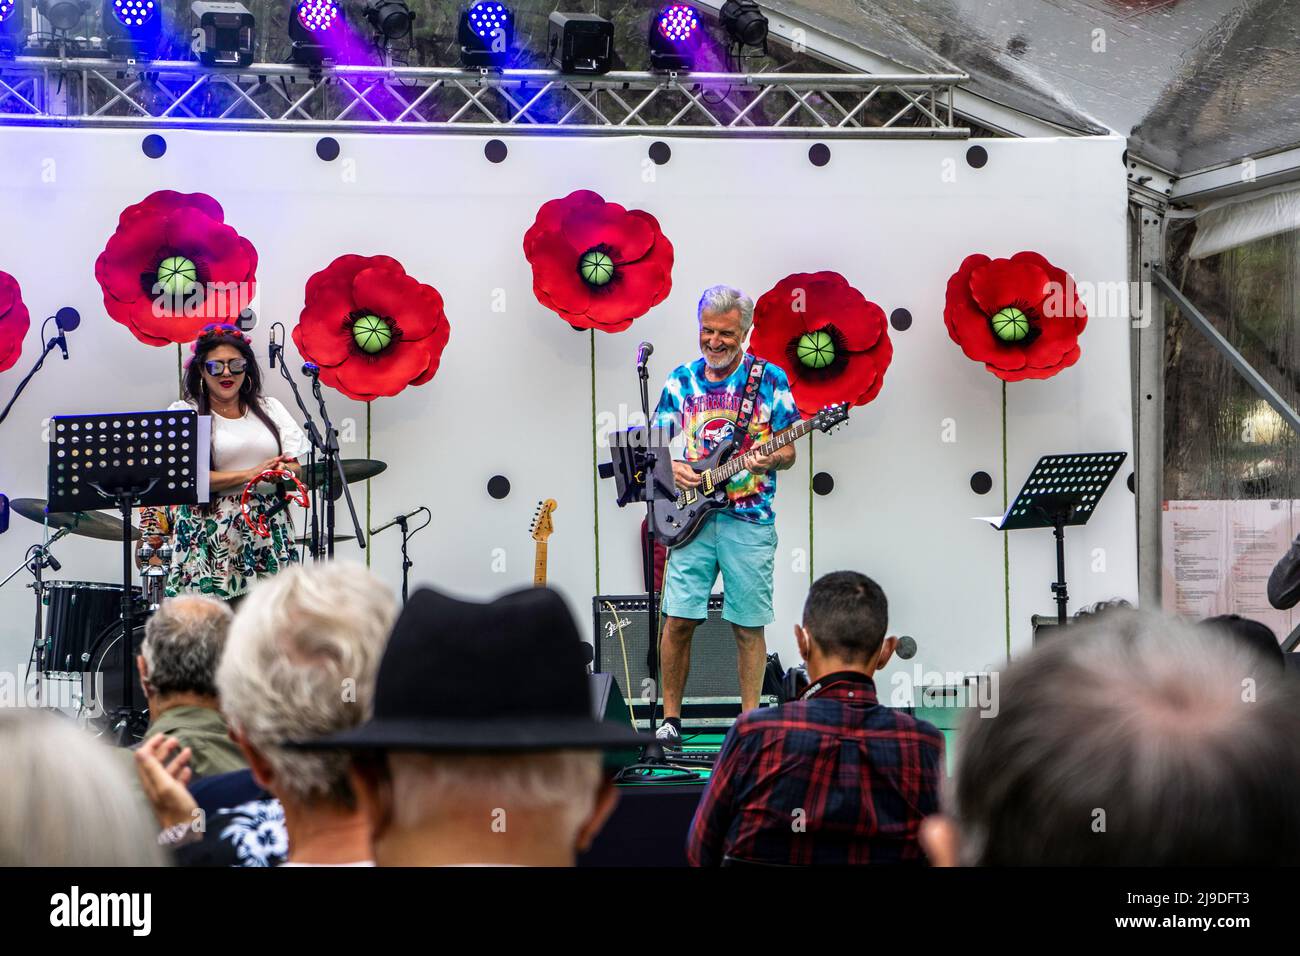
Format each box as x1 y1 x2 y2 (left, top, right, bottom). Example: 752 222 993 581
165 490 300 602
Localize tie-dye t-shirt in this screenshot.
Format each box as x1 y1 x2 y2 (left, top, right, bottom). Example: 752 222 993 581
652 353 802 525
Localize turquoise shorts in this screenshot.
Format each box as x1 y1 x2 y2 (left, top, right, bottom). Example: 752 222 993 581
662 512 777 628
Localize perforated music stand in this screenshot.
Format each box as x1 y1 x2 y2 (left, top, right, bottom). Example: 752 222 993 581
978 451 1127 626
48 409 209 741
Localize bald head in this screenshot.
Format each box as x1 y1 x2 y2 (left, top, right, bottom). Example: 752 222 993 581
141 595 233 699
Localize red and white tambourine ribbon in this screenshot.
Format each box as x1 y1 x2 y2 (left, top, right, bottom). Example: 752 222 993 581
241 468 309 538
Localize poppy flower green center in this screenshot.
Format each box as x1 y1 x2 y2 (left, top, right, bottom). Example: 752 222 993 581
991 306 1030 342
579 249 615 287
157 256 198 297
796 330 836 369
352 314 393 354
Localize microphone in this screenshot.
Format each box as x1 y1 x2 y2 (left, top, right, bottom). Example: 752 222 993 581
53 307 79 361
302 362 320 378
370 508 423 536
895 635 917 660
635 341 654 368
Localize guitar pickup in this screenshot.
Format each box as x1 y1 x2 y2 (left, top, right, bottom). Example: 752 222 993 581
702 473 714 495
681 489 696 506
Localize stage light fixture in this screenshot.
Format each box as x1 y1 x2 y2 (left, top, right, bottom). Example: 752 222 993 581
0 0 23 58
289 0 344 65
36 0 89 32
364 0 412 42
104 0 162 60
458 1 513 68
648 3 700 72
190 1 255 67
720 0 767 51
547 11 614 75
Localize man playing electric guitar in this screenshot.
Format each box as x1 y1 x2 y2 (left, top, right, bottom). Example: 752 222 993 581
650 285 802 749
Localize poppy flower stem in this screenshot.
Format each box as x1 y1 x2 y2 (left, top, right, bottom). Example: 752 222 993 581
1002 379 1011 664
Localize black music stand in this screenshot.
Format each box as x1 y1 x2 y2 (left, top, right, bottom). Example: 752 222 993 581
48 409 207 743
978 451 1127 626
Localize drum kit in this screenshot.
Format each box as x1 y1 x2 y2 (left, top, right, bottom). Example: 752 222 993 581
0 458 385 738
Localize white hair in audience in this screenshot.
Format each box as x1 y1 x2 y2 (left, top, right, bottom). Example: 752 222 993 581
217 563 396 807
389 750 602 841
0 710 163 866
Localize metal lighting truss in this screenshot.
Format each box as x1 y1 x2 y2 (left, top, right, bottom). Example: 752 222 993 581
0 58 968 137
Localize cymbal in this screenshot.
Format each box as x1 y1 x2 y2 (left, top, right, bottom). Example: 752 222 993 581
300 459 388 497
292 533 357 546
10 498 141 542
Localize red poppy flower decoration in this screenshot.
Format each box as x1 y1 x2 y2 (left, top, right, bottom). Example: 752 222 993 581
944 251 1087 381
0 270 30 375
94 190 258 347
750 272 893 418
523 189 674 333
292 254 450 403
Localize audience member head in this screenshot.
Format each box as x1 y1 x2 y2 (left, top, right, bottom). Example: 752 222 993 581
296 586 643 867
796 570 894 680
1201 614 1285 671
923 610 1300 865
0 710 163 866
138 595 233 715
217 563 396 814
1069 598 1133 623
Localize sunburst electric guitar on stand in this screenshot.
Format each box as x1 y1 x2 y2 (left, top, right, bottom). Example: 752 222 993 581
530 499 557 587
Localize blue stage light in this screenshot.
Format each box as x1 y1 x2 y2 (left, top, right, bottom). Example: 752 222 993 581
103 0 160 59
649 4 701 72
458 2 513 68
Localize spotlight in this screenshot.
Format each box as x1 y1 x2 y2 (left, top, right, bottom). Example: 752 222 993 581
104 0 162 60
720 0 767 51
191 1 255 67
547 11 613 75
0 0 22 58
36 0 88 32
458 1 512 69
364 0 412 42
648 3 700 72
289 0 344 65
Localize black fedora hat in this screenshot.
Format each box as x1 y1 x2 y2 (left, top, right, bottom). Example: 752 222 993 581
293 585 646 753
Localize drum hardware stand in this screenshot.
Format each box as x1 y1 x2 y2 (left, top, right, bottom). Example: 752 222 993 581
272 326 328 561
304 363 366 560
369 507 430 605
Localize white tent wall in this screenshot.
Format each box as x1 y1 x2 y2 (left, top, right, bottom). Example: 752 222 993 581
0 127 1132 695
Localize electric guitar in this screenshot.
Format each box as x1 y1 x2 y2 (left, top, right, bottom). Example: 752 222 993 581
650 403 850 549
530 499 557 587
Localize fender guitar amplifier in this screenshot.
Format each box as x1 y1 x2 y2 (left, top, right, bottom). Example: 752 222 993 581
593 593 775 728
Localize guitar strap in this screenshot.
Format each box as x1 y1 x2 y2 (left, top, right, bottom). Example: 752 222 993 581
732 355 767 453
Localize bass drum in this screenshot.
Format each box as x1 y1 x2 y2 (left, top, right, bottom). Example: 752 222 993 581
81 618 147 739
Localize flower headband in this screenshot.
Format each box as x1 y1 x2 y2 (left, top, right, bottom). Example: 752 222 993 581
186 323 252 367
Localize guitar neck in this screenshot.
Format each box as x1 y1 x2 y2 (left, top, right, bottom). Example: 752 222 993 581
533 541 547 587
717 418 816 481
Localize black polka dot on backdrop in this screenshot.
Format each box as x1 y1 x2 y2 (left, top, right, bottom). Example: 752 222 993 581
141 134 166 159
970 471 993 495
485 139 508 163
808 143 831 167
889 308 912 331
487 475 511 499
966 145 988 168
648 141 671 165
316 137 340 162
812 472 835 496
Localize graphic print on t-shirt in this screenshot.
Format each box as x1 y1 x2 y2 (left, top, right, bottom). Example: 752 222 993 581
652 354 802 525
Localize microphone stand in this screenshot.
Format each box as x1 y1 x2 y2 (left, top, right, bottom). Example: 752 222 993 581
370 507 430 605
273 343 327 560
306 367 365 558
0 321 64 428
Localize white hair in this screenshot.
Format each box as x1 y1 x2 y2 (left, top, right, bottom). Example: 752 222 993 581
389 750 603 845
697 285 755 333
216 563 396 807
0 711 164 866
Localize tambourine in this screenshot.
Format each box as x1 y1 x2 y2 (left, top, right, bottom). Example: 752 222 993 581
241 468 309 538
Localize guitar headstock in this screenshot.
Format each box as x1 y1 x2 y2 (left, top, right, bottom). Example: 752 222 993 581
530 499 557 542
814 402 850 433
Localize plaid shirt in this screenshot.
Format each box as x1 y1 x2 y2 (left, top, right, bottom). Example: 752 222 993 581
687 672 945 866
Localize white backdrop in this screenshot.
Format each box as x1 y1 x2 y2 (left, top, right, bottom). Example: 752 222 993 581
0 127 1134 690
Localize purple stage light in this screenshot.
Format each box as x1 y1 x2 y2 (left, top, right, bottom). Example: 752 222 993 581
112 0 156 28
0 0 15 22
657 4 699 43
466 2 510 41
296 0 340 34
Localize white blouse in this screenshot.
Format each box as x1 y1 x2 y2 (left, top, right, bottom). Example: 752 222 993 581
168 397 310 472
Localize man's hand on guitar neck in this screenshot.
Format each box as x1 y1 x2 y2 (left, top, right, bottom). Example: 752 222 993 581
743 445 796 476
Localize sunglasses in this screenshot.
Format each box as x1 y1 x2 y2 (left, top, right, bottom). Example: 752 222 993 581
203 359 248 376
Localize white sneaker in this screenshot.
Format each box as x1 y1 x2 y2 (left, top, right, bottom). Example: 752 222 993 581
654 722 682 750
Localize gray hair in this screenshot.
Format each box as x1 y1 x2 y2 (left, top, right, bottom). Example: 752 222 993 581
697 285 755 334
141 595 233 698
216 563 396 808
953 610 1300 865
0 711 163 866
389 750 603 845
